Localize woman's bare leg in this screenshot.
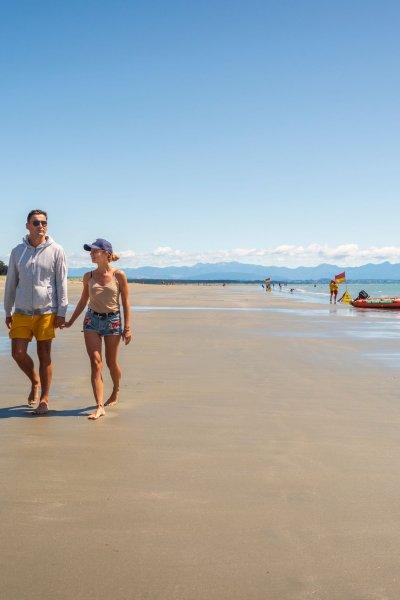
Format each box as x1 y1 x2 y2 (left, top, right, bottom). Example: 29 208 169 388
84 332 105 420
104 335 122 406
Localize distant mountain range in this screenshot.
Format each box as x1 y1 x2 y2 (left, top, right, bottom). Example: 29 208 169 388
68 261 400 281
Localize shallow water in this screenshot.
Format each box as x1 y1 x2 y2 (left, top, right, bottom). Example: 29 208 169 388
133 305 354 318
133 303 400 348
363 352 400 368
133 305 330 315
273 282 400 305
1 290 400 363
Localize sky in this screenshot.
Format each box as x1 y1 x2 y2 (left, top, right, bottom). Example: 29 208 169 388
1 0 399 268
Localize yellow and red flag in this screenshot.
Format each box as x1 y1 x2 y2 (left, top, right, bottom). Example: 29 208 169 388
335 271 346 283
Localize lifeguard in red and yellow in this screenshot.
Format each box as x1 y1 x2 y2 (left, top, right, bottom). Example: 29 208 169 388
329 280 339 303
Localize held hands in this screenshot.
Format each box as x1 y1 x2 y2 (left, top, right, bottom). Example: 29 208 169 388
55 316 65 329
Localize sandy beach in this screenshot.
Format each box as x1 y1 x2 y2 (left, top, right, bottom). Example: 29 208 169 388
1 282 400 599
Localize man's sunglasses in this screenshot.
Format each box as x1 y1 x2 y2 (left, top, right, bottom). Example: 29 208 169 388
32 220 47 227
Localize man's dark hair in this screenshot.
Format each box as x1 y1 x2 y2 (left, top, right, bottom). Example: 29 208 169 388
27 209 48 222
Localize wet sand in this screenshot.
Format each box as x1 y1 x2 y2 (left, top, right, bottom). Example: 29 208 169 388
1 282 400 599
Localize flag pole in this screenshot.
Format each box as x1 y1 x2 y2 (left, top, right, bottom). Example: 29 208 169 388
335 271 351 303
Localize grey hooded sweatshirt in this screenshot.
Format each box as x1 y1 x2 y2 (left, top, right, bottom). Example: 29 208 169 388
4 236 68 317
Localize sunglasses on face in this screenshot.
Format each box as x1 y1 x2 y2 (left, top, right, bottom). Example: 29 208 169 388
32 220 47 226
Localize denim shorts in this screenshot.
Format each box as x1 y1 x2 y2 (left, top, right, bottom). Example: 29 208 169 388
83 309 123 336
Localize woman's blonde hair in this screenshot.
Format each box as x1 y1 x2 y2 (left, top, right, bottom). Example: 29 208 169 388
108 252 120 262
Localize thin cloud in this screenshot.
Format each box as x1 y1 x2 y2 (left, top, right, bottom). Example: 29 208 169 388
60 244 400 269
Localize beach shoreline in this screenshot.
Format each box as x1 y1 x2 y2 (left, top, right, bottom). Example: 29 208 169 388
1 283 400 599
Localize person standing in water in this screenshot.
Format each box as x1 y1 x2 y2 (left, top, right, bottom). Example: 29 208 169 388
64 239 132 420
329 279 339 304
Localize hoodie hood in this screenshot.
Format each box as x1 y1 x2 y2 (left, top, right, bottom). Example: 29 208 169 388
23 235 54 249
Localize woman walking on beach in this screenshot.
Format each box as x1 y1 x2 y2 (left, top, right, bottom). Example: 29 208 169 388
64 239 132 419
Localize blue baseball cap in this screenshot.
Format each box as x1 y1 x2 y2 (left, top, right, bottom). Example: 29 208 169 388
83 238 113 253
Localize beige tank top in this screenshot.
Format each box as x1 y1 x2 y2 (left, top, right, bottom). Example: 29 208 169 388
88 270 120 313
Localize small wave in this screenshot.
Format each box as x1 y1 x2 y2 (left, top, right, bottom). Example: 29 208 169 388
292 289 329 297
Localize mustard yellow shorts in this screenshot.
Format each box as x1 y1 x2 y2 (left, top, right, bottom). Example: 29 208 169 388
9 313 56 342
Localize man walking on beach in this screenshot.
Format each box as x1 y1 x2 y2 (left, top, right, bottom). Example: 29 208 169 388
4 210 68 414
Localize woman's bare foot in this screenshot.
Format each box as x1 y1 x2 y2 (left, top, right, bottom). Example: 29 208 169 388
28 382 40 406
105 387 119 407
34 401 49 415
88 406 106 420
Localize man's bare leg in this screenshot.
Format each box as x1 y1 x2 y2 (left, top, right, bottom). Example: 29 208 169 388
35 340 53 414
28 385 40 406
11 339 40 405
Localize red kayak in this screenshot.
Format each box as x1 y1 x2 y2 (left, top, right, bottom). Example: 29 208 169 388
351 297 400 309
